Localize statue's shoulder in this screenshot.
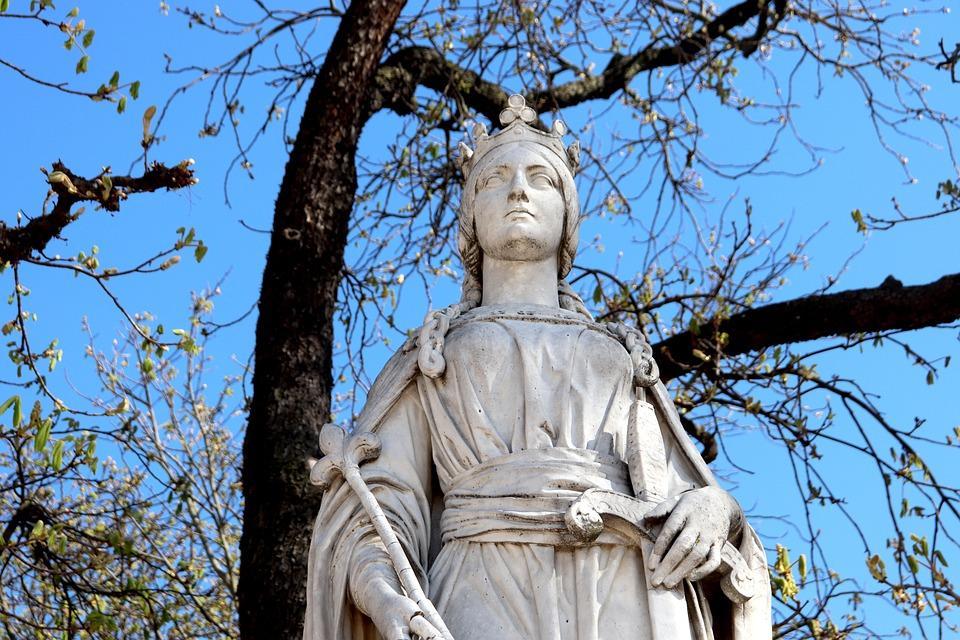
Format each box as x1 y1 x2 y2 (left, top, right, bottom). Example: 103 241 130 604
354 332 421 433
599 320 662 389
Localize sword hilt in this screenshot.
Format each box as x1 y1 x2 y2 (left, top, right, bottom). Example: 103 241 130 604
565 488 756 604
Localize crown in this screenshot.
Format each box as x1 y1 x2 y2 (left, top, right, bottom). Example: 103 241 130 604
457 94 580 178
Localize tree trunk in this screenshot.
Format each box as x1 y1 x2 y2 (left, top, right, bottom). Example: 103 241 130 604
239 1 407 638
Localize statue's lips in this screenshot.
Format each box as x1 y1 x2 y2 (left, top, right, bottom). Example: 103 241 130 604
506 208 534 220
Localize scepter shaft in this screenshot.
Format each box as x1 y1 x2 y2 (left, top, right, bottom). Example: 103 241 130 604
311 424 454 640
342 464 454 640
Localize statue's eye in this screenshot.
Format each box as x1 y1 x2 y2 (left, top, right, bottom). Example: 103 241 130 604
530 172 556 188
480 173 505 189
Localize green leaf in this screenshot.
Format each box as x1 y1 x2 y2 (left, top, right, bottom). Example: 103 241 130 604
51 439 64 470
100 174 113 200
130 80 140 100
926 370 935 385
142 104 156 143
850 208 867 234
108 70 119 88
907 555 920 575
0 395 17 417
0 0 10 13
82 29 94 47
866 554 886 581
12 395 21 428
75 55 89 74
116 95 126 114
194 242 208 263
35 419 52 452
67 6 79 17
934 549 949 567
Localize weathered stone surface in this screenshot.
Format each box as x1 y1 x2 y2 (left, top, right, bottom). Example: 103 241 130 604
303 95 771 640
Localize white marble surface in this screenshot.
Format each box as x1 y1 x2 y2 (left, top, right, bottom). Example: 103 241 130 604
303 95 771 640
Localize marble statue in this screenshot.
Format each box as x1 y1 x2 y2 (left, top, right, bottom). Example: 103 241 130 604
303 95 772 640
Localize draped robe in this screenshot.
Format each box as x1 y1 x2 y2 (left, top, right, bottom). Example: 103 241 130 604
303 304 771 640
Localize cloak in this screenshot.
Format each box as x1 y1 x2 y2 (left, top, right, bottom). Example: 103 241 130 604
303 307 771 640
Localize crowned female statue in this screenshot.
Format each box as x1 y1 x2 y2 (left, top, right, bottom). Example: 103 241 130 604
303 95 771 640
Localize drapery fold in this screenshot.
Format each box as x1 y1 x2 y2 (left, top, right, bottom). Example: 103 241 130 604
303 306 771 640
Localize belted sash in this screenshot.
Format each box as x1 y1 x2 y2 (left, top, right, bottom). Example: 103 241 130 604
440 447 635 546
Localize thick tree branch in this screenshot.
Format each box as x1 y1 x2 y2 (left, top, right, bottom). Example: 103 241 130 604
529 0 787 111
679 414 719 464
1 502 51 548
0 160 196 265
369 0 787 121
368 46 508 124
653 273 960 381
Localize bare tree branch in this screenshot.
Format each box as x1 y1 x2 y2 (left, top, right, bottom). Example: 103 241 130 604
0 160 196 265
369 0 788 121
528 0 788 111
369 45 508 124
654 272 960 381
678 414 719 463
937 39 960 83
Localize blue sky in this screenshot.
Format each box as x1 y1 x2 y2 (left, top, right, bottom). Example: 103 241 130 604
2 1 959 636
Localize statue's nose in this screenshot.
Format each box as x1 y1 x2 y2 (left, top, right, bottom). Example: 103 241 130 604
508 169 530 202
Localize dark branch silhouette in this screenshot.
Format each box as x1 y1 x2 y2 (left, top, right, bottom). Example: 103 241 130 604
369 0 788 122
0 160 195 265
654 273 960 381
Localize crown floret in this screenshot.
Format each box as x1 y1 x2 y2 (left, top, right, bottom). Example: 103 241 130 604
458 93 579 178
500 94 538 126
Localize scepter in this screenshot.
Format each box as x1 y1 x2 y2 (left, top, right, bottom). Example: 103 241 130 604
310 423 454 640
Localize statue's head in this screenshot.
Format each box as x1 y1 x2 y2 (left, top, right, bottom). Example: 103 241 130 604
417 95 588 378
457 95 582 303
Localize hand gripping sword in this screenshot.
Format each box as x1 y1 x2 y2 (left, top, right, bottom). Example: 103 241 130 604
310 423 454 640
564 488 756 604
564 382 756 606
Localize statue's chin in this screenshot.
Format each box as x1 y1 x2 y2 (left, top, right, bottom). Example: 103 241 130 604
482 232 558 263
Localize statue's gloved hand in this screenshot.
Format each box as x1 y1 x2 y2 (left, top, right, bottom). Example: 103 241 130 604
351 573 424 640
641 486 744 589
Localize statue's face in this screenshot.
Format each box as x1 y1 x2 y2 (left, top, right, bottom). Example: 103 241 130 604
471 143 565 264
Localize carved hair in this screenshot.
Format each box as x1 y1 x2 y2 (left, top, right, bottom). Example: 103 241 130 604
419 142 591 378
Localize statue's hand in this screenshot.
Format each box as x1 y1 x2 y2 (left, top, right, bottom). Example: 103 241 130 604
641 486 743 589
352 575 424 640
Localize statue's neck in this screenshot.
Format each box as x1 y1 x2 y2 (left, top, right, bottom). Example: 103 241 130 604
480 256 560 308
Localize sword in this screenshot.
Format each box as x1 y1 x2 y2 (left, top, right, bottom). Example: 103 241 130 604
564 487 756 604
565 381 755 605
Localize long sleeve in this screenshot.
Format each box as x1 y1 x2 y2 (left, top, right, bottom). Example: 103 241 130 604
303 382 433 640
